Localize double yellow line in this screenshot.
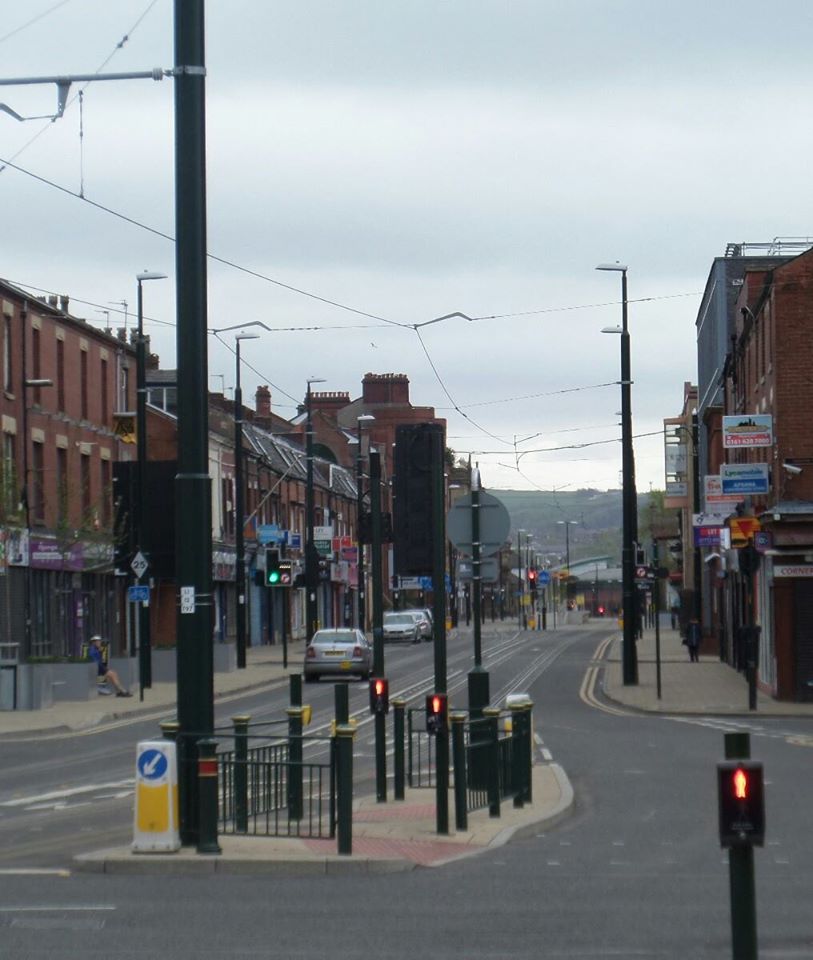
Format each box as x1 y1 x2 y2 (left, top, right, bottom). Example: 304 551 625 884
579 634 631 717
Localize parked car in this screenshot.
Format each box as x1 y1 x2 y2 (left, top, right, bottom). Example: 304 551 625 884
303 628 372 682
383 611 422 643
402 609 433 641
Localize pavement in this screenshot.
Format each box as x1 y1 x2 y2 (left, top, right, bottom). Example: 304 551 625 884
4 618 812 874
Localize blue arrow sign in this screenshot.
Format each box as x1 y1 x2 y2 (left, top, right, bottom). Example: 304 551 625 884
137 748 168 781
537 570 551 586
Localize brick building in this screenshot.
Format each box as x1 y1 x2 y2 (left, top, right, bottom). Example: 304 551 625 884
720 247 813 700
0 279 136 670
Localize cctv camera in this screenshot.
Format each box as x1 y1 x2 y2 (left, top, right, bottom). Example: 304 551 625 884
783 462 802 476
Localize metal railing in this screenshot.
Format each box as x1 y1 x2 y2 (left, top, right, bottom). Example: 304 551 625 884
174 720 336 841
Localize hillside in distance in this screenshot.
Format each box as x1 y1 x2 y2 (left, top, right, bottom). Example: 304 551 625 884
486 488 653 567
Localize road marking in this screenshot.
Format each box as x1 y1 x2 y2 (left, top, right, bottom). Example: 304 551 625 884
0 904 115 911
541 748 553 761
0 780 133 808
0 869 70 878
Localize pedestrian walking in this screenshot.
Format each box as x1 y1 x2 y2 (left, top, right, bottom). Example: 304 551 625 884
670 604 679 630
686 618 701 662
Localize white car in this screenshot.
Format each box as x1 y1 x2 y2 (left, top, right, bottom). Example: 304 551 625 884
383 612 422 643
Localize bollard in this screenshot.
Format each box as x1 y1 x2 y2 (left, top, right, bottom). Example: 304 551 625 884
522 702 534 804
290 672 302 708
334 681 349 725
160 720 180 742
232 715 250 834
510 703 525 809
287 706 304 822
196 738 221 855
483 707 501 818
392 698 406 800
335 723 356 855
451 712 468 831
407 707 414 789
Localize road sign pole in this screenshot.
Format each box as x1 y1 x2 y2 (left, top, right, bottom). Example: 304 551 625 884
724 732 758 960
467 469 490 727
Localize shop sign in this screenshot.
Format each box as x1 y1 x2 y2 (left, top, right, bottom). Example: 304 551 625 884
721 463 769 495
774 564 813 578
722 414 773 448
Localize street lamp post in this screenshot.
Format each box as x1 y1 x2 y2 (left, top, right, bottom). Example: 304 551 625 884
135 270 167 694
598 261 638 685
305 377 325 643
355 414 375 632
233 333 260 669
557 520 577 612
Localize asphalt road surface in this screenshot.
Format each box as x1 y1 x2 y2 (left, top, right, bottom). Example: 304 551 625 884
2 622 812 959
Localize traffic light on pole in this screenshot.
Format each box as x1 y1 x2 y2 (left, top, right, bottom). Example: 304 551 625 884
265 548 281 586
369 677 390 715
717 760 765 847
425 692 448 735
528 568 538 593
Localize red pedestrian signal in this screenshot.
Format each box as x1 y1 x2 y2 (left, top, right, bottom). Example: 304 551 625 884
717 761 765 847
425 692 448 735
369 677 389 714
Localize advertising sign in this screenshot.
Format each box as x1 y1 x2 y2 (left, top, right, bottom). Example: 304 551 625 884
704 475 742 512
722 415 773 449
694 526 722 547
721 463 769 495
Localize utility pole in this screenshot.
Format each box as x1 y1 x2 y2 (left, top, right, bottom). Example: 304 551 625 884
305 378 324 642
370 450 386 802
173 0 216 849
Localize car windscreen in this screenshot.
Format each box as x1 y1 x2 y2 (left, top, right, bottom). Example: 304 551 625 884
384 615 413 624
313 632 357 645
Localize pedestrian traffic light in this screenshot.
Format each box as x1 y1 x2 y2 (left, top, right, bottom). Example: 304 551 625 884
277 559 293 585
369 677 389 715
717 760 765 847
265 548 281 585
425 692 448 735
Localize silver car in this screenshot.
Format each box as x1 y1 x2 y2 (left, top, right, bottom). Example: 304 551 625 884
383 611 422 644
402 609 433 641
303 628 372 682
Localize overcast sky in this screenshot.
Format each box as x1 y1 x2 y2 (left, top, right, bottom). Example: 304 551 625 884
3 1 812 496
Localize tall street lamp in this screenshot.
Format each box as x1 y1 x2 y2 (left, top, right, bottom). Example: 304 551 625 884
233 333 260 669
209 320 270 668
355 414 375 632
135 270 167 693
305 377 325 642
597 261 638 685
557 519 577 610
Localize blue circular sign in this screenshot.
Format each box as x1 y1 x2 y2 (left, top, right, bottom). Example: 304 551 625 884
137 748 168 781
537 570 551 586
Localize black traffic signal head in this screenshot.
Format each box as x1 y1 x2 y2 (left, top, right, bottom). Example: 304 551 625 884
265 549 292 587
717 760 765 847
425 692 448 735
369 677 389 715
265 548 281 585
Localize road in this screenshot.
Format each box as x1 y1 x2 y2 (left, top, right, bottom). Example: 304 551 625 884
1 622 812 958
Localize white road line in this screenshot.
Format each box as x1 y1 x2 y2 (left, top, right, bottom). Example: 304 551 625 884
0 870 70 878
541 748 553 761
534 733 543 745
0 904 115 911
0 780 134 808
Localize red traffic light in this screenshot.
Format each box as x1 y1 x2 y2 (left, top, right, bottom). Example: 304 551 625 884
717 760 765 847
528 569 537 581
425 692 448 734
369 677 389 714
